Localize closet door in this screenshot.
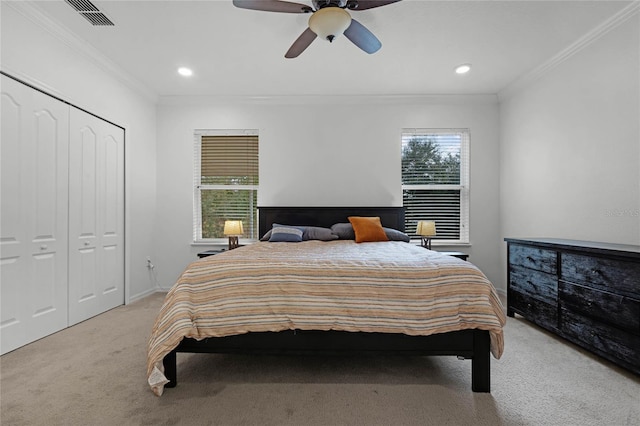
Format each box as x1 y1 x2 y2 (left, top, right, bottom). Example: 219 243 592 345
68 108 125 325
1 76 69 354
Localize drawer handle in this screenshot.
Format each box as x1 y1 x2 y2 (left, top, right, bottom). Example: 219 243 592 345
590 269 602 276
526 256 535 262
40 244 48 250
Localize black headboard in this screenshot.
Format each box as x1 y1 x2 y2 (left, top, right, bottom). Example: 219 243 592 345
258 207 405 238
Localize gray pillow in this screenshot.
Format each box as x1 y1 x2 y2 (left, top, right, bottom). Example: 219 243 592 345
330 223 355 239
303 226 338 241
268 225 303 242
260 230 272 241
384 227 410 242
261 225 338 241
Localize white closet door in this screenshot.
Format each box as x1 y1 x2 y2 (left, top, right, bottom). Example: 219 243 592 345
68 108 124 325
1 76 69 354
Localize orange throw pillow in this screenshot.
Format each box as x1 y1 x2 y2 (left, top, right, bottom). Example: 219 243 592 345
348 216 389 243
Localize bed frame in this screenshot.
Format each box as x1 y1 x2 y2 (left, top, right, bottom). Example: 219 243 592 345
163 206 491 392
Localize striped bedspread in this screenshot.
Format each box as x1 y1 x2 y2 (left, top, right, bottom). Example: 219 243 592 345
147 240 506 395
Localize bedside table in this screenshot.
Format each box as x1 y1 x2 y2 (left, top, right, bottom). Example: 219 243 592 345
197 249 227 258
437 251 469 261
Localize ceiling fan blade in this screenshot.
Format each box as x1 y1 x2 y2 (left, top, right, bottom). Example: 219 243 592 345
346 0 402 11
285 27 317 58
343 19 381 54
232 0 312 13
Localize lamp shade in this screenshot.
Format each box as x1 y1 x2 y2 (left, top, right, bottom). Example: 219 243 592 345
308 7 351 42
416 221 436 237
223 220 244 236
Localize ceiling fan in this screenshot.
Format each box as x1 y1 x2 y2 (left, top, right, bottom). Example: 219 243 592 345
232 0 402 58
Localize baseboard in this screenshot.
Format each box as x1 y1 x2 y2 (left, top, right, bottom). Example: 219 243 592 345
128 288 160 304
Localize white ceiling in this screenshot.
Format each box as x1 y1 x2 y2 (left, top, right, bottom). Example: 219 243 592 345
29 0 632 97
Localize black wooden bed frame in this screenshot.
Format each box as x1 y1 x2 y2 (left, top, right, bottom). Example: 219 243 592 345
163 206 491 392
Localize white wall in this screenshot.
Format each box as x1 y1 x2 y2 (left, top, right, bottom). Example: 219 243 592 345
155 95 504 291
1 3 158 301
499 16 640 247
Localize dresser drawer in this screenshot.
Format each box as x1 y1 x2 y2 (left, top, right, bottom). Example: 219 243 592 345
559 281 640 333
509 265 557 304
509 245 557 274
561 253 640 297
508 290 558 330
561 309 640 372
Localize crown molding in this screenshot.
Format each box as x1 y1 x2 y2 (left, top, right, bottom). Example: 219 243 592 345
158 93 499 107
498 1 640 102
6 1 158 104
0 66 69 102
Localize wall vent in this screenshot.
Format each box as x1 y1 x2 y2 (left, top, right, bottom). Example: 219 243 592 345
65 0 114 26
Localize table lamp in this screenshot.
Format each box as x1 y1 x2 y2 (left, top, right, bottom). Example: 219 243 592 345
416 220 436 249
223 220 243 250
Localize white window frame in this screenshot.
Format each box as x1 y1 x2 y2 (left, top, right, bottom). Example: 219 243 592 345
193 129 259 244
401 128 470 245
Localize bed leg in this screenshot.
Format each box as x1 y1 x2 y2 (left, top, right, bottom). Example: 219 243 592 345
163 350 177 388
471 330 490 393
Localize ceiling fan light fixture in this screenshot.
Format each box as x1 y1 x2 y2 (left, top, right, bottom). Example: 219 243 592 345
308 7 351 42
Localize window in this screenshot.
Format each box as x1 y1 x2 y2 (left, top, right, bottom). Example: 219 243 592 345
401 129 469 244
193 130 259 242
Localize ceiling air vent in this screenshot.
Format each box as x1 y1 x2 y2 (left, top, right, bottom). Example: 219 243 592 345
65 0 114 26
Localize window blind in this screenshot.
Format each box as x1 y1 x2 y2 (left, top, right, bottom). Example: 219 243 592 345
199 189 258 240
201 135 258 185
403 189 462 239
402 132 465 185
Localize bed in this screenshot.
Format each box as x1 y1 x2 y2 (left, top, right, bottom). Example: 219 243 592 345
147 206 505 396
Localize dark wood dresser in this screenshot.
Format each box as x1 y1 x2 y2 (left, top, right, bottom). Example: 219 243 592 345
505 238 640 375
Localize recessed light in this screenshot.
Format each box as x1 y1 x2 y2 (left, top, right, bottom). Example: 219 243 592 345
178 67 193 77
455 64 471 74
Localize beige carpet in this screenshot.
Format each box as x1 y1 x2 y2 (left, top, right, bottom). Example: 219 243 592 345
1 292 638 426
